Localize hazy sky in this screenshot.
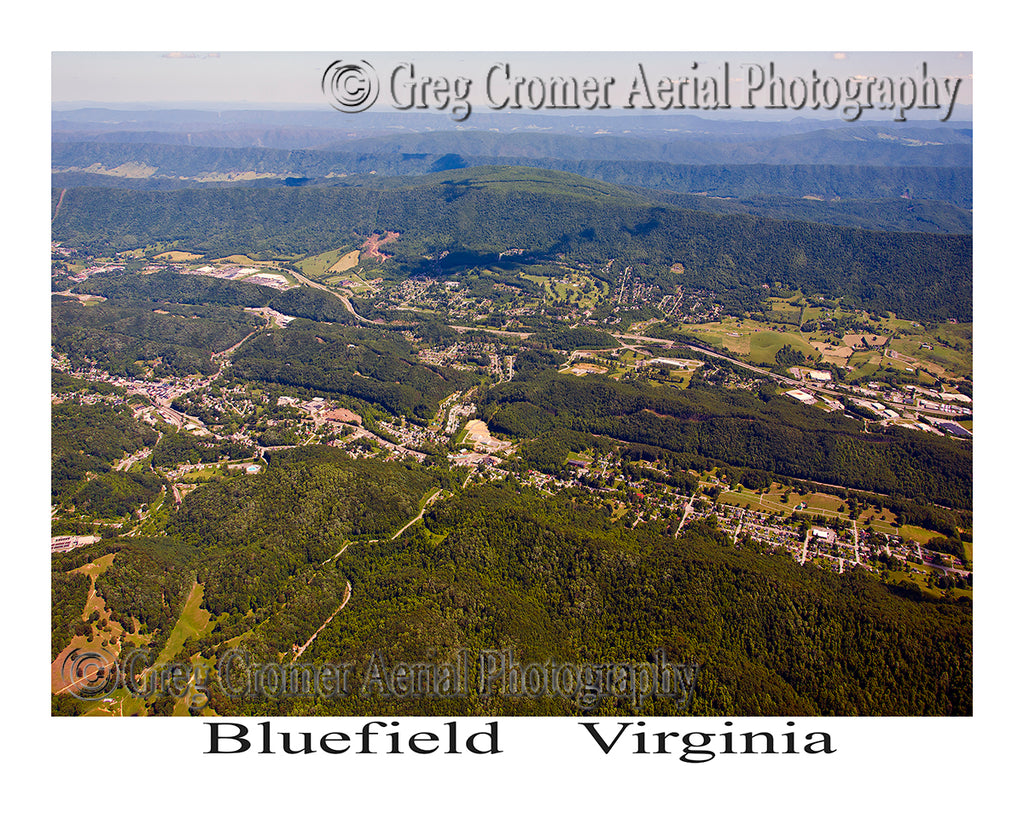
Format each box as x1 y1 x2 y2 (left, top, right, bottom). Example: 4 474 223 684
52 51 972 118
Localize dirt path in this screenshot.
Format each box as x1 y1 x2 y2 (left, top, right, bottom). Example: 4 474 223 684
391 489 442 540
52 188 66 222
675 493 696 538
292 581 352 661
321 541 350 566
213 328 260 362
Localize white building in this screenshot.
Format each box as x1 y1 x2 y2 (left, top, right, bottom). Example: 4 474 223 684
785 388 816 406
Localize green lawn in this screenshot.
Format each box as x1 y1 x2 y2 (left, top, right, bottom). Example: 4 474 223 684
155 582 213 666
899 524 945 545
296 246 354 281
686 317 817 366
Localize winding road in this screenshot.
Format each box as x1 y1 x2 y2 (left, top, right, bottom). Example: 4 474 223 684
288 268 376 324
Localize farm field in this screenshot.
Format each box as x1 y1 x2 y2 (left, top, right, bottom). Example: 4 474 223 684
214 254 275 267
328 249 360 273
154 250 203 262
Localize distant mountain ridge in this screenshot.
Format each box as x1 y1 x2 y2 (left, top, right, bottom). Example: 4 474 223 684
52 165 972 322
52 141 973 234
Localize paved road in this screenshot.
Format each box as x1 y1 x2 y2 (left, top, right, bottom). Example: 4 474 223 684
450 325 533 339
288 268 376 324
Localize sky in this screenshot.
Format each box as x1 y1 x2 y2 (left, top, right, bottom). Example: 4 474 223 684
52 51 972 121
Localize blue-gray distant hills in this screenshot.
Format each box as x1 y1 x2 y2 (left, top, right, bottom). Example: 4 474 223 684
52 109 972 235
52 145 972 236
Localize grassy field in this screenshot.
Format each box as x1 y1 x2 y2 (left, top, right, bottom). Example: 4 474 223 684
174 465 228 482
213 254 279 267
328 249 361 273
846 349 883 380
520 270 605 311
718 489 787 515
899 524 945 545
888 326 972 381
811 341 855 367
856 510 900 535
707 480 919 542
71 552 116 582
686 317 817 365
155 250 203 262
646 367 696 389
296 247 354 281
155 581 213 666
886 568 972 601
718 485 856 520
83 690 147 717
766 297 804 326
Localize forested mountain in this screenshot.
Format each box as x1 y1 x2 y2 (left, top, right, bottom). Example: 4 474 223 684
166 451 440 616
52 166 972 321
55 452 971 716
52 108 972 163
231 323 475 421
51 400 160 514
640 192 971 234
317 125 973 167
52 141 973 207
52 296 263 377
480 369 972 510
304 483 970 716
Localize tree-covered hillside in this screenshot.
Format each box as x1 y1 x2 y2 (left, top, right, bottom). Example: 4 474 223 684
52 167 972 321
206 480 971 717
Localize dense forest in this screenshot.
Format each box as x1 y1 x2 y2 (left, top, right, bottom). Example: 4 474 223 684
51 571 91 660
480 370 972 510
52 296 262 377
51 400 158 506
51 434 971 717
95 537 195 638
230 322 474 421
71 271 361 326
196 479 971 717
166 449 440 616
52 167 972 322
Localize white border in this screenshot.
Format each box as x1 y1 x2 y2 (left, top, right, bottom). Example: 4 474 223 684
16 2 1014 813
